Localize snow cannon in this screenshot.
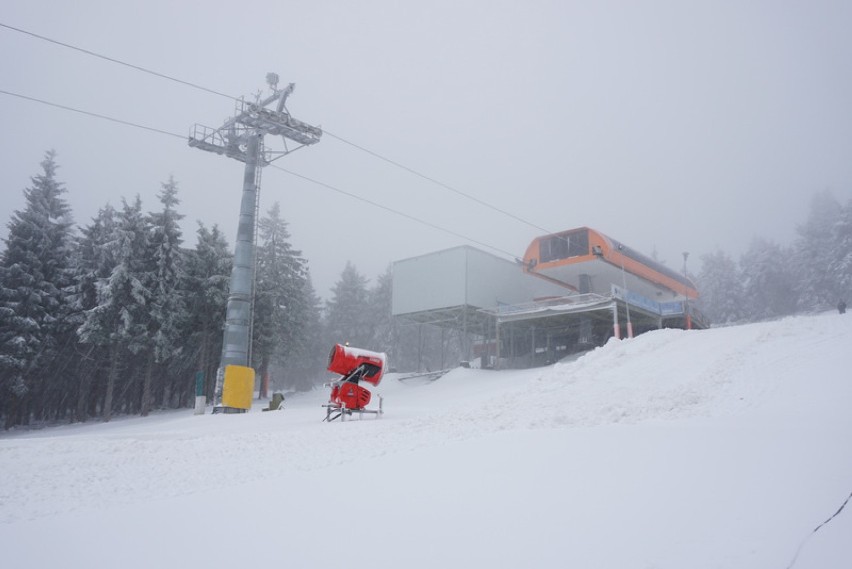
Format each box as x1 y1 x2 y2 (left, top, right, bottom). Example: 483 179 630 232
323 344 386 422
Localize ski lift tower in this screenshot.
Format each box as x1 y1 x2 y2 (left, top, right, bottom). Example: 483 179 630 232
189 74 322 411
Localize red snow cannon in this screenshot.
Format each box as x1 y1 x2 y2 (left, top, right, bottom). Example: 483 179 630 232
327 344 385 386
323 344 387 422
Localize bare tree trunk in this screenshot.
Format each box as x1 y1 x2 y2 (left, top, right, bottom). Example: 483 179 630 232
20 393 31 426
258 353 270 399
202 329 219 401
103 345 119 422
75 345 95 423
141 352 154 417
76 371 91 423
180 372 192 408
4 395 20 430
198 328 209 398
160 364 172 409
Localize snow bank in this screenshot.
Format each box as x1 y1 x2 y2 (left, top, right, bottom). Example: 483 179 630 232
1 312 851 568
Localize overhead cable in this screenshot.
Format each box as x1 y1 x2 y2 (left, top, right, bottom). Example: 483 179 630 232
0 21 238 101
0 88 185 140
0 87 519 259
269 165 519 259
1 20 555 238
323 129 555 235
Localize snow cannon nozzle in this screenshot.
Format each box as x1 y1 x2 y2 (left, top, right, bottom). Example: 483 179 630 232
327 344 386 386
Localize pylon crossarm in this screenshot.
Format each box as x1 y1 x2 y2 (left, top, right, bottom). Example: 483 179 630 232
265 143 309 163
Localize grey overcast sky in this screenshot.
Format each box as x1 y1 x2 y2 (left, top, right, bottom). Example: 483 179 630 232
2 0 851 298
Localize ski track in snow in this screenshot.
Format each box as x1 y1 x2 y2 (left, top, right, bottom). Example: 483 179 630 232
1 312 850 530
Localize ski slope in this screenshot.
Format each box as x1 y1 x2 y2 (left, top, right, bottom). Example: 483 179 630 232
2 312 851 568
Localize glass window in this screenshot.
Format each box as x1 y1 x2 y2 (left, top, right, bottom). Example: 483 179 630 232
540 230 588 262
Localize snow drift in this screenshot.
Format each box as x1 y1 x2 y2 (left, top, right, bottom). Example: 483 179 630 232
1 312 851 568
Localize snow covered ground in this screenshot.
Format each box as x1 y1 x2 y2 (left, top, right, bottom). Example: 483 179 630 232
2 312 851 568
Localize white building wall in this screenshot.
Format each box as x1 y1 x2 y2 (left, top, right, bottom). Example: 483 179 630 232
392 247 468 315
392 246 568 316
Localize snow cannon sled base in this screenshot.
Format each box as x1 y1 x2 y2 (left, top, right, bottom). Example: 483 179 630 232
323 344 386 422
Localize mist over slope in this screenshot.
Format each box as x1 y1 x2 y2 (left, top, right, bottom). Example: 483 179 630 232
1 312 851 568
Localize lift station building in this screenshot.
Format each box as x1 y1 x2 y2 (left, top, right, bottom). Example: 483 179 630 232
391 228 705 369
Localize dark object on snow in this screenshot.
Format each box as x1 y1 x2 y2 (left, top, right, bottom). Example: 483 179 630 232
212 406 246 414
839 300 847 315
262 392 285 412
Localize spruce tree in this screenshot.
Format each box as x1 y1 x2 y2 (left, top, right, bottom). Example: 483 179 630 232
285 272 326 391
794 190 842 310
696 250 746 325
740 238 798 321
326 262 371 348
141 176 185 415
184 222 231 401
78 196 152 421
252 203 309 396
368 266 398 360
828 198 852 305
0 150 75 428
70 204 118 421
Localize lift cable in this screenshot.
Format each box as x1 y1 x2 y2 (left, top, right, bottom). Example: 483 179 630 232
322 129 555 235
0 22 239 101
268 164 519 259
0 88 185 140
0 20 556 238
0 87 519 260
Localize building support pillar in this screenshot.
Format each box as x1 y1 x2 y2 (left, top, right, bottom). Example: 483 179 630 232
495 317 501 370
612 302 620 339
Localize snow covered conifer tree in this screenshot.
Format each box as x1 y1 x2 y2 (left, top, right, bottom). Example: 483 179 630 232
696 250 746 325
793 190 842 311
740 238 798 321
73 205 118 315
828 198 852 303
326 262 371 349
283 272 326 391
184 223 231 401
140 176 186 415
252 203 310 396
77 196 151 421
70 204 118 422
0 150 75 428
367 266 398 360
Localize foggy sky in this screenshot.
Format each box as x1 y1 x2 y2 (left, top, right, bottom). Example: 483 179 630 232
3 0 851 298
